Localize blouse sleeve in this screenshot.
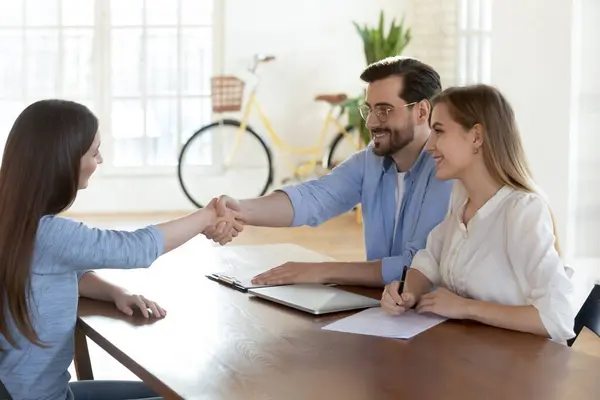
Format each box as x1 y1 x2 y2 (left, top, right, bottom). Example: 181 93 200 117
411 181 464 286
411 219 447 286
33 215 165 274
505 193 576 342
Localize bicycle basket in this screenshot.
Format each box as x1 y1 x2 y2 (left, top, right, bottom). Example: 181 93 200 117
211 76 245 113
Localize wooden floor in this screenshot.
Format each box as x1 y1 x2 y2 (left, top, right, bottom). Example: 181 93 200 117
69 211 600 382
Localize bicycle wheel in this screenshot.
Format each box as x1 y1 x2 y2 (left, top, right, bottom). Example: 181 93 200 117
177 119 274 208
324 125 362 170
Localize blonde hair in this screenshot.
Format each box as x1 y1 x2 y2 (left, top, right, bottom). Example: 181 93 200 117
430 84 561 256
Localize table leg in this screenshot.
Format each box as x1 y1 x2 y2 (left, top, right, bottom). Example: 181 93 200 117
74 322 94 381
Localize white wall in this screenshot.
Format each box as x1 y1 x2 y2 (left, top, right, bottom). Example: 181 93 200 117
490 0 578 261
70 0 411 213
574 0 600 259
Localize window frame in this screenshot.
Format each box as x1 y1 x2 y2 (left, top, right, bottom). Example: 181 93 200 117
97 0 223 176
456 0 492 86
0 0 223 177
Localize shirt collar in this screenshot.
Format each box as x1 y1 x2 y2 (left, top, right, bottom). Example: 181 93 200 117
381 143 430 175
456 185 514 224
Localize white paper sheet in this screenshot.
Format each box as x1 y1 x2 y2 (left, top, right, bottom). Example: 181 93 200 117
322 307 447 339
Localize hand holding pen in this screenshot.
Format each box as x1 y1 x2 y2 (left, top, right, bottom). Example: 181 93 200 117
380 265 417 315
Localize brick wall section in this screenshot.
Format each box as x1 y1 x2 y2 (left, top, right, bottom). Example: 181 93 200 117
404 0 459 88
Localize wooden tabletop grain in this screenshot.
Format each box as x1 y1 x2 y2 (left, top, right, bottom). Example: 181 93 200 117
76 241 600 400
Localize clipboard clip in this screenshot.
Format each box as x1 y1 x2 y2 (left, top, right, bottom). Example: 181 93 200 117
206 273 248 293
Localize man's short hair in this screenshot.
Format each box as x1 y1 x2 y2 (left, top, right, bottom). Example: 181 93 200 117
360 56 442 103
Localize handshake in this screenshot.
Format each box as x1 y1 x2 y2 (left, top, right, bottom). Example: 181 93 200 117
203 195 245 245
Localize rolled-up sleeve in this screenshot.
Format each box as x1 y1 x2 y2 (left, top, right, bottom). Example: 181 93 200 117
411 220 447 287
506 194 576 343
279 150 365 227
76 270 90 281
381 254 411 284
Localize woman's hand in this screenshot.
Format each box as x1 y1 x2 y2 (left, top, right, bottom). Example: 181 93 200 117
203 197 244 245
380 281 417 315
113 291 167 319
415 287 469 319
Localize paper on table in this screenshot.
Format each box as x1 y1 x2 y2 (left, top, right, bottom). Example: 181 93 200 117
322 307 447 339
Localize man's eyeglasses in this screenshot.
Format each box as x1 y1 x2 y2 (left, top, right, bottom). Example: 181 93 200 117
358 102 417 123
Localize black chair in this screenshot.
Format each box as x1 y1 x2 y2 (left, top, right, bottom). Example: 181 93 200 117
567 284 600 347
0 379 12 400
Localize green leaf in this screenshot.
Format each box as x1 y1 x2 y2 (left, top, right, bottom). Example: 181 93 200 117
387 25 399 56
378 10 385 42
365 47 372 64
354 11 412 64
352 21 367 42
372 30 382 62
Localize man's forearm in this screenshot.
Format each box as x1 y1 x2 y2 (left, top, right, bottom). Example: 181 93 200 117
240 191 295 227
322 260 384 287
78 271 126 302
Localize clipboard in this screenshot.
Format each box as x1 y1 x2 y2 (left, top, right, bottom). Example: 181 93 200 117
206 273 249 293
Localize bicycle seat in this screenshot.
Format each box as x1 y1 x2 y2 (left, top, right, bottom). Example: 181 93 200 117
315 93 348 105
255 54 275 62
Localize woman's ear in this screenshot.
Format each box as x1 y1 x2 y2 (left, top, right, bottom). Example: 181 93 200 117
471 123 484 150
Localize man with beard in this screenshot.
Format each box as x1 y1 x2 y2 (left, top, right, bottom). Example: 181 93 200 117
207 56 453 287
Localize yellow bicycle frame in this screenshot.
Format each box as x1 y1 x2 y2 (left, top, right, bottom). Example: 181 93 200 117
224 91 360 177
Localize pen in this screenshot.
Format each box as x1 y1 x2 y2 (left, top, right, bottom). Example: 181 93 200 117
397 265 408 296
206 274 248 293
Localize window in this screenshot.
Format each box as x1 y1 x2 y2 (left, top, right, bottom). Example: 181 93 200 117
0 0 216 170
457 0 492 85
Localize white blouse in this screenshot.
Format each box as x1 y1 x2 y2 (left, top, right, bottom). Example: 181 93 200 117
412 182 576 343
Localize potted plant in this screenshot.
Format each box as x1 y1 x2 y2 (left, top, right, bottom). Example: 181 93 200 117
342 10 412 147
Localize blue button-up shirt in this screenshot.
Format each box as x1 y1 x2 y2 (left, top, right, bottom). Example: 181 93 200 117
280 144 453 283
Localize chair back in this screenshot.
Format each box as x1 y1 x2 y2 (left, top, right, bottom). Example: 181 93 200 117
568 284 600 347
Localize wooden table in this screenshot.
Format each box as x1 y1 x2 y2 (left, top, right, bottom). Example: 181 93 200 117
76 240 600 400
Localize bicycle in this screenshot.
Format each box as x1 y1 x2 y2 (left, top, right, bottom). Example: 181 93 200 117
176 54 365 208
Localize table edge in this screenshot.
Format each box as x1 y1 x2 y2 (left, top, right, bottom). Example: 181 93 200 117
76 318 184 400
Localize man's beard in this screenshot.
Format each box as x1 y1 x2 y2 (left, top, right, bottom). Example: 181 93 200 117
371 125 414 157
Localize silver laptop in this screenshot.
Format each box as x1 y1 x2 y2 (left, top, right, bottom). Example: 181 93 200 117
248 284 381 315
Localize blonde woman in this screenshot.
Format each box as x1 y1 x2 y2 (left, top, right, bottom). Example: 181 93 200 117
380 84 575 343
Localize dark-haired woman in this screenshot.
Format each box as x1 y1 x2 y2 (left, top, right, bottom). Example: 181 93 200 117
0 99 241 400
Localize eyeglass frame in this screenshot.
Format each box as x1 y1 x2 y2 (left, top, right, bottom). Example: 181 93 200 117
358 101 418 124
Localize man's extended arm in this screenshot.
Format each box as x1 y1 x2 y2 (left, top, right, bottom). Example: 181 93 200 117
217 149 367 228
235 191 295 227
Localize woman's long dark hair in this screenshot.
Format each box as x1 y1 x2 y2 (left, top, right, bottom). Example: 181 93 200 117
0 99 98 349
